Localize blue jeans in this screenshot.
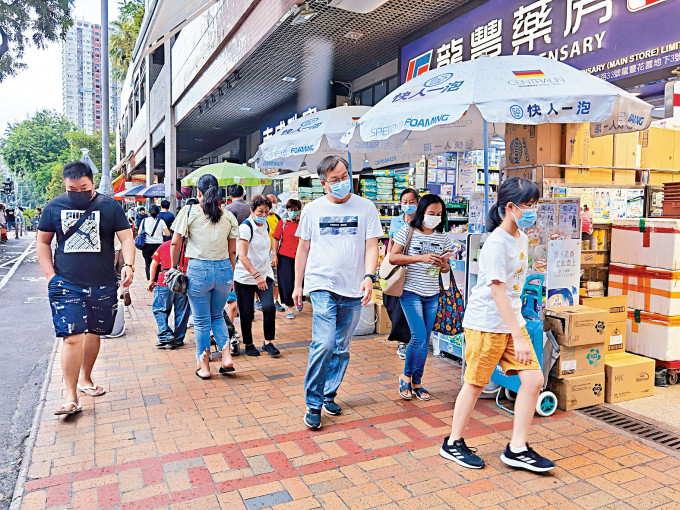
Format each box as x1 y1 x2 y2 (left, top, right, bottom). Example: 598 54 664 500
152 285 190 343
400 290 439 385
304 291 362 410
186 259 233 361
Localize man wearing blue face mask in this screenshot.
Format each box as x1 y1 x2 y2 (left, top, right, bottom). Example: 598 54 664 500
294 156 382 430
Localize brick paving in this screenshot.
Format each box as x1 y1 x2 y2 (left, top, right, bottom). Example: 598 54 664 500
18 272 680 509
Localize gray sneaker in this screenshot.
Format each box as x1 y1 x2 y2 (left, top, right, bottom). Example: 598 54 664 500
397 343 407 360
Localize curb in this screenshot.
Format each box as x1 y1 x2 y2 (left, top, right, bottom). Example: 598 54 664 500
10 335 60 510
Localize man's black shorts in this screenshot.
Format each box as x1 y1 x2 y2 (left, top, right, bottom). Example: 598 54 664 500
48 275 118 337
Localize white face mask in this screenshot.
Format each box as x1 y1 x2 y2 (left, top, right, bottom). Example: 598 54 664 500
422 215 441 229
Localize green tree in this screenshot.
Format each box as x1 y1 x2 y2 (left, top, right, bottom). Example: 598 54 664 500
0 0 74 82
110 0 145 83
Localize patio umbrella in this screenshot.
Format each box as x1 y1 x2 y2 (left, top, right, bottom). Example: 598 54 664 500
181 162 272 187
343 55 653 212
114 185 146 200
137 184 186 199
250 105 421 175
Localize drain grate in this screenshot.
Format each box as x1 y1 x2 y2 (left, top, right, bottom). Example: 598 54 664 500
580 406 680 452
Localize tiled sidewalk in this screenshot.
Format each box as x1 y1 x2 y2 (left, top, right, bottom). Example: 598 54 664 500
19 275 680 510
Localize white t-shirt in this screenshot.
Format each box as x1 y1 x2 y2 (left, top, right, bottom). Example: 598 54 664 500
462 228 528 333
141 217 167 245
393 225 452 297
234 217 274 285
297 194 382 298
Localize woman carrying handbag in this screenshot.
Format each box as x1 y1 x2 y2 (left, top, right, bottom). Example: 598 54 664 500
388 194 452 401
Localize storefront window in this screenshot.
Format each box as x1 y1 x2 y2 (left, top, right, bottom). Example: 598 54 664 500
361 88 373 106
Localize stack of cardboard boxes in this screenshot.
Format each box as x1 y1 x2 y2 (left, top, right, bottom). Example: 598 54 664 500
545 301 655 410
545 306 607 411
609 218 680 362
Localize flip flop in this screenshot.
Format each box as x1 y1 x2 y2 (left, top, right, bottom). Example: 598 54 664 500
399 377 412 401
195 369 211 380
77 384 106 397
54 402 82 416
219 365 235 374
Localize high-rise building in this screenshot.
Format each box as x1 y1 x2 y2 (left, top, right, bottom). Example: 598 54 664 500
62 20 120 134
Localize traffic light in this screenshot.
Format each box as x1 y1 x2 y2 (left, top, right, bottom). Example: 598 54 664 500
3 179 11 195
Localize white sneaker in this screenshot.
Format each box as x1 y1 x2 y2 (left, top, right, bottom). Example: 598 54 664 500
397 343 407 360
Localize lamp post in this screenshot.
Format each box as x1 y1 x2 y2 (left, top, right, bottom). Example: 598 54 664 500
98 0 113 195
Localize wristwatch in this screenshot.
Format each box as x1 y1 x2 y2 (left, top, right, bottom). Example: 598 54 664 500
123 263 135 272
364 273 376 283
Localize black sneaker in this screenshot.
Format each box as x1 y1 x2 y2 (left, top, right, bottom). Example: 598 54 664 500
322 401 342 416
500 443 555 473
155 340 172 348
262 342 281 357
304 408 321 430
439 436 485 469
230 339 240 356
245 344 260 356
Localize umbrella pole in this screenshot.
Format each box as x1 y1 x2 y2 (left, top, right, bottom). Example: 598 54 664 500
483 120 490 229
347 151 353 189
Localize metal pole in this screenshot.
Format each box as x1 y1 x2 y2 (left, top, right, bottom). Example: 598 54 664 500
99 0 113 195
483 119 489 229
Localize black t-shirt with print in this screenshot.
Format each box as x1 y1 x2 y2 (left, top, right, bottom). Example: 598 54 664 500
38 192 130 287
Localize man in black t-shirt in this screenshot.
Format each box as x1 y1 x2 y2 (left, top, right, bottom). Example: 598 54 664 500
37 161 135 416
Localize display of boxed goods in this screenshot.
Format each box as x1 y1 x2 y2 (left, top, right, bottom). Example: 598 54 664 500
611 218 680 270
547 372 605 411
604 352 655 403
580 281 605 298
612 132 638 184
375 303 391 334
504 124 563 182
639 127 678 171
580 295 627 356
626 309 680 361
544 305 608 347
608 263 680 316
551 342 605 379
565 123 614 183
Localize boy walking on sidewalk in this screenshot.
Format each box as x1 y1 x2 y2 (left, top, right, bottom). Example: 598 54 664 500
148 239 190 349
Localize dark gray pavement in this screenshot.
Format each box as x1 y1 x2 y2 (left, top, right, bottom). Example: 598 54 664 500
0 235 56 509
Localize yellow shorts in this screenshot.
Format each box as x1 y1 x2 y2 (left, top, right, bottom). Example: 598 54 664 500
463 327 541 387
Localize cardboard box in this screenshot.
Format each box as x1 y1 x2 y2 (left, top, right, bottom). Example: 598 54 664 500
626 308 680 361
608 263 680 316
564 123 614 184
581 295 628 355
604 352 655 403
552 342 605 378
639 127 675 170
375 303 391 334
505 124 563 167
579 287 605 298
581 250 609 266
544 305 609 347
613 132 638 184
547 373 605 411
611 218 680 270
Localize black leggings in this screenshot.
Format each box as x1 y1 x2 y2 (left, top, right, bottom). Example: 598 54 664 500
142 243 161 280
277 255 295 307
235 278 276 346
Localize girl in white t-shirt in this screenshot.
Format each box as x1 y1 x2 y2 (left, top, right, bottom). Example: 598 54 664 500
440 177 555 474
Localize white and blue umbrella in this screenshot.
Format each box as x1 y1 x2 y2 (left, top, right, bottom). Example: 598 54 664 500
343 55 653 212
250 105 420 175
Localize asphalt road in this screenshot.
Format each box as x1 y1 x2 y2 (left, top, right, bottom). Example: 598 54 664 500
0 234 56 509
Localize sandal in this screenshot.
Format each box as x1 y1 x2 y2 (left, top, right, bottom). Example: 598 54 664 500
77 384 106 397
399 377 412 400
54 402 82 416
412 386 431 401
195 369 211 380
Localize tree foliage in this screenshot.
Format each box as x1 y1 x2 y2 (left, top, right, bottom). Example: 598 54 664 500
1 110 113 203
0 0 74 82
110 0 144 83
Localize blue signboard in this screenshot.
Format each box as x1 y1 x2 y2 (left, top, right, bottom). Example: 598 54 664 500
401 0 680 84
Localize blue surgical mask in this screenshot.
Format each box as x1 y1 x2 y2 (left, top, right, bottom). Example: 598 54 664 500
401 204 417 215
252 215 267 225
512 208 537 229
329 179 352 199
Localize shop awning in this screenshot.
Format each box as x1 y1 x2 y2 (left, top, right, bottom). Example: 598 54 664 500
269 170 312 181
111 151 134 176
133 0 218 59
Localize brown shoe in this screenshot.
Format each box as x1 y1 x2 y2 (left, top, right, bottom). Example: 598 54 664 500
122 292 131 306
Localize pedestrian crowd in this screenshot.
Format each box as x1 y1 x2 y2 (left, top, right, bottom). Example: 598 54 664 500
36 157 556 475
0 202 30 242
